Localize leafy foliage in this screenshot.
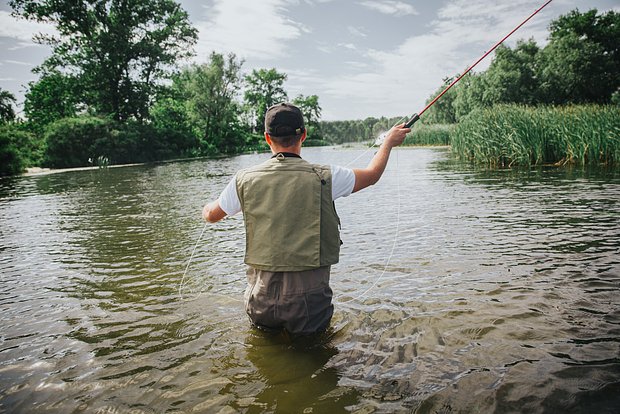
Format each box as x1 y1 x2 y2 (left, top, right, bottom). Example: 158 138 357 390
149 96 197 156
423 9 620 124
536 32 611 104
174 52 247 154
10 0 198 122
44 116 119 168
43 116 193 168
293 94 323 141
422 77 458 124
0 89 17 123
244 68 288 134
0 125 29 176
24 72 80 135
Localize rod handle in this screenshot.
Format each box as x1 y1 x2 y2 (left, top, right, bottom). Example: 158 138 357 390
404 113 420 128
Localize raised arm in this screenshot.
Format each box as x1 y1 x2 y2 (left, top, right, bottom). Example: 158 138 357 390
352 123 411 193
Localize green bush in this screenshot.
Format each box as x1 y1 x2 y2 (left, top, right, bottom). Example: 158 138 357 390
136 122 198 161
0 126 24 176
43 116 199 168
44 116 119 168
150 97 198 158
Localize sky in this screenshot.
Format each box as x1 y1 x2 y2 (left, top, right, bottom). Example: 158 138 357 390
1 0 619 121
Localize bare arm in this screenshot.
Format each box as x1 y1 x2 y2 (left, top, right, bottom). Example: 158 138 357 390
352 123 411 193
202 200 227 223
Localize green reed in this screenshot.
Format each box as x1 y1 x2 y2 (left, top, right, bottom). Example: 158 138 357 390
403 123 454 146
451 105 620 167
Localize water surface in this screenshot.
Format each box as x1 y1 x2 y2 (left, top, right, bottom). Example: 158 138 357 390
1 147 619 413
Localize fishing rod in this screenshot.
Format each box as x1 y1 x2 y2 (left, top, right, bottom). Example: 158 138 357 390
403 0 554 128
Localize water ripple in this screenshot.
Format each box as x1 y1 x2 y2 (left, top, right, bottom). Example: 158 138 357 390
1 149 619 412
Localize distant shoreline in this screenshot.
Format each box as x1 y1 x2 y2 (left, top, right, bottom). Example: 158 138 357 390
21 154 232 177
23 163 145 177
20 145 450 177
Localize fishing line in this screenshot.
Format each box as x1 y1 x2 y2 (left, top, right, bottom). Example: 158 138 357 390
335 115 409 304
337 147 402 304
178 222 244 302
178 221 208 298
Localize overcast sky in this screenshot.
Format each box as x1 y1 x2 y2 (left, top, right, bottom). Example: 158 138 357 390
1 0 618 120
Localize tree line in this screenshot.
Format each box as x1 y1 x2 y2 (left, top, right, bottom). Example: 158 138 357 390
1 3 618 176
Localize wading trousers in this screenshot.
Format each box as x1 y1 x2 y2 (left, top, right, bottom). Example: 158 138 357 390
244 266 333 336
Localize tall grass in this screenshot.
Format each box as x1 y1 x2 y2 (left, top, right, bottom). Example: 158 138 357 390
403 123 454 146
451 105 620 167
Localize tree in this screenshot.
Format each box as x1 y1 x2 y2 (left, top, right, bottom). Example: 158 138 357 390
0 89 17 123
538 9 619 104
424 8 619 119
244 68 288 134
24 72 80 135
548 9 619 63
452 73 492 121
423 76 459 124
450 40 540 121
536 33 610 104
484 40 540 105
293 94 322 139
10 0 197 122
176 52 246 154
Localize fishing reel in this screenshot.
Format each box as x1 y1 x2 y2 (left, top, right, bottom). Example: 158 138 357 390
404 113 420 128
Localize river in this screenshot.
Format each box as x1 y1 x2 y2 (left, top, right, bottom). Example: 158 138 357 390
1 147 619 413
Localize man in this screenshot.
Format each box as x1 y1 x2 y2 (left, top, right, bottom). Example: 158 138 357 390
203 103 410 336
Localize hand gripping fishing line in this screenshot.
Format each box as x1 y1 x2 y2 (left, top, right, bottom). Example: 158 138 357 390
180 0 554 301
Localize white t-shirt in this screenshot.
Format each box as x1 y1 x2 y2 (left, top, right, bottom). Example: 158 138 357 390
218 164 355 216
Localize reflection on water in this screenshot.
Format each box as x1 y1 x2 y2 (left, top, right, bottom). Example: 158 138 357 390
1 148 619 413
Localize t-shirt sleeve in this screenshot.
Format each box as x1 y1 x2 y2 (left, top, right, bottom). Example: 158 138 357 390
330 165 355 200
218 174 242 216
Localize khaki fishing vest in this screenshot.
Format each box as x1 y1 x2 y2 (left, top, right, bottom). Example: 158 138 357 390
236 155 341 272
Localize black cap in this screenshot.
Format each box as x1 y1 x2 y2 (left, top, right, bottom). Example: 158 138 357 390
265 103 305 137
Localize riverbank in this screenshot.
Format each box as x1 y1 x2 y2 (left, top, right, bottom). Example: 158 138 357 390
21 156 220 177
23 164 144 177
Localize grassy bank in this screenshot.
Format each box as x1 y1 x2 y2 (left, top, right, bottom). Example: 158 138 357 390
403 123 454 146
451 105 620 167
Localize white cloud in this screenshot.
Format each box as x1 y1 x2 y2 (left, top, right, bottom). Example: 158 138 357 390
193 0 305 61
359 1 419 16
434 0 551 46
0 10 57 47
348 25 367 38
4 59 34 66
317 0 555 119
339 43 358 50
